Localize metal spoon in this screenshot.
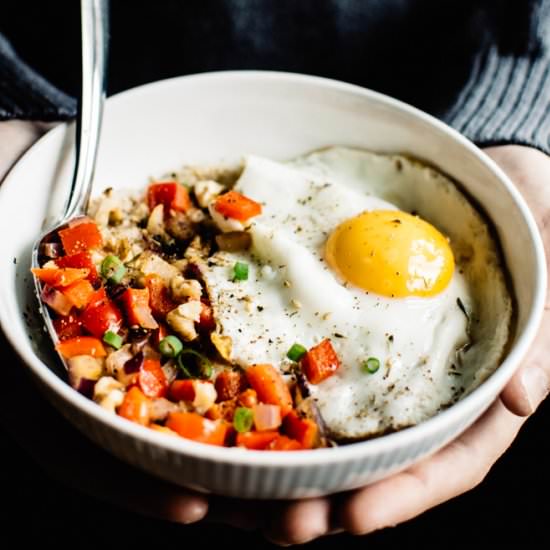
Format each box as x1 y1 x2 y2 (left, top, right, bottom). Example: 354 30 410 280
31 0 109 367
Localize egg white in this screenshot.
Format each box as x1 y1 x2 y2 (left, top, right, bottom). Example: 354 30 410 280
202 149 512 440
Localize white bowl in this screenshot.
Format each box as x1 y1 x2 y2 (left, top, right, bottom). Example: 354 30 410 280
0 72 545 499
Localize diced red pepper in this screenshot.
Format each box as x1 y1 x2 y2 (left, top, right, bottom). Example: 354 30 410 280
165 412 228 446
144 274 177 318
267 435 302 451
205 399 237 422
282 410 318 449
246 364 293 417
118 386 151 426
215 370 246 402
213 190 262 222
80 287 123 338
169 379 196 402
301 338 341 384
138 358 168 398
198 301 216 332
147 182 191 213
61 279 95 309
121 288 159 330
53 314 82 341
32 267 89 288
56 252 100 285
238 388 258 408
235 430 279 450
56 336 106 358
205 403 222 420
59 221 103 255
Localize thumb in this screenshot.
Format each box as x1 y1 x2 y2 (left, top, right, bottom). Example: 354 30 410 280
500 312 550 416
481 146 550 417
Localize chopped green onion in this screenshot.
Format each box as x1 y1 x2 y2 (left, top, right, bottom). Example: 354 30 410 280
287 343 307 362
233 261 249 281
103 330 122 349
233 407 254 433
176 356 193 379
362 357 380 374
177 349 213 379
101 255 126 284
159 335 183 358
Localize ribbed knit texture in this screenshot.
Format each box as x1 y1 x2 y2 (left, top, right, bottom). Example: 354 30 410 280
444 0 550 153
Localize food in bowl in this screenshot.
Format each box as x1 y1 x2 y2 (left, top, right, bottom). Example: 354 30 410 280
31 146 513 449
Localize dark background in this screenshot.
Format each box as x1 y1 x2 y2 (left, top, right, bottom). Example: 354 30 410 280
1 1 548 547
2 0 511 120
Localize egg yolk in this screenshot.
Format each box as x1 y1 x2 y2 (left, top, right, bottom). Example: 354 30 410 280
325 210 454 297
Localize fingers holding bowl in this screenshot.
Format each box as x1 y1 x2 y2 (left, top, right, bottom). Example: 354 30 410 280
338 398 524 536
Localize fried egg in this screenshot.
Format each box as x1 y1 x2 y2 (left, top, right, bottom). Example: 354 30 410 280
202 148 512 440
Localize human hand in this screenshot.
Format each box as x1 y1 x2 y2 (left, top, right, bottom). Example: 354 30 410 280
219 145 549 545
2 127 548 545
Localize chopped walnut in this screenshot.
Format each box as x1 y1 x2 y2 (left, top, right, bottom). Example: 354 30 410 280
93 376 125 413
211 332 232 361
192 381 218 415
166 300 202 341
133 250 180 283
184 235 210 261
165 211 195 240
146 203 165 236
193 180 224 208
170 275 202 301
187 207 206 224
208 202 245 233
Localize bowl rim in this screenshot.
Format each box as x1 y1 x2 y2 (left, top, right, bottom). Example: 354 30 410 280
0 70 546 467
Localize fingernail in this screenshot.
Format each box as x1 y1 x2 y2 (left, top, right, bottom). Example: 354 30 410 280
522 367 549 413
173 499 209 524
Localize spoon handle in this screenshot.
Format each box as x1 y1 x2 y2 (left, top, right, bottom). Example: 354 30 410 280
63 0 109 221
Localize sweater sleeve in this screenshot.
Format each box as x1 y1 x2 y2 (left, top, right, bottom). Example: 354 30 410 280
443 0 550 154
0 33 76 121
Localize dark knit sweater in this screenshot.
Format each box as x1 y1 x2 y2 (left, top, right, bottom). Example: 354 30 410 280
1 0 549 153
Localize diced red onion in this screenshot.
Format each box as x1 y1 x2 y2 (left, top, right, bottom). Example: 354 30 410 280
253 403 282 431
105 345 133 377
41 242 63 259
296 372 311 398
67 355 102 397
41 285 73 316
75 378 97 398
149 397 179 421
161 361 178 385
128 327 150 342
124 351 144 374
185 262 203 280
